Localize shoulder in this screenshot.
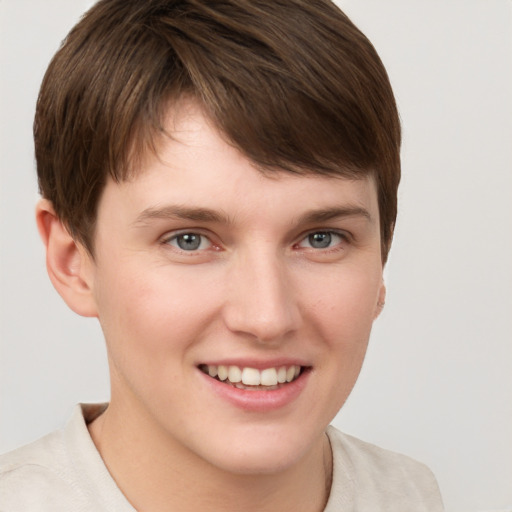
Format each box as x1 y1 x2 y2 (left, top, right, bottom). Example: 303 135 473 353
0 428 90 510
325 426 444 511
0 404 114 511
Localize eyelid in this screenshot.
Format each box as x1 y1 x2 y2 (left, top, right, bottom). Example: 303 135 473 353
158 227 351 254
160 229 219 252
295 229 351 248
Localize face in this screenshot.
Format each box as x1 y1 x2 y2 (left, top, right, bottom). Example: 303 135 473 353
84 103 385 475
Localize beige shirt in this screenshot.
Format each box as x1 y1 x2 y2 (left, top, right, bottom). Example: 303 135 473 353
0 404 443 511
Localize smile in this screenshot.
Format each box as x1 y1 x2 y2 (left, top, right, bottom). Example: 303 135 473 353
199 364 303 390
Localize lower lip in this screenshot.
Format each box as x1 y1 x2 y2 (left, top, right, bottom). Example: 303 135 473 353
198 369 310 412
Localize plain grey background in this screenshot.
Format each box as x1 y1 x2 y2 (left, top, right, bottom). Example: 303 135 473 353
1 1 511 511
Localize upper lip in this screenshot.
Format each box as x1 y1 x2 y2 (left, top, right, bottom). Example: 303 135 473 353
197 358 310 370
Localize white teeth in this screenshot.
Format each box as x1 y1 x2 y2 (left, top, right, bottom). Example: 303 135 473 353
228 366 242 383
202 364 302 387
242 367 261 386
218 365 228 381
260 368 278 386
277 367 287 383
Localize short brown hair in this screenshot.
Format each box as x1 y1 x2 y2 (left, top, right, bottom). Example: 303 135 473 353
35 0 401 261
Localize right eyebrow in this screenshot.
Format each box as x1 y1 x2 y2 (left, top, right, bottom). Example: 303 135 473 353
296 205 373 226
132 205 230 227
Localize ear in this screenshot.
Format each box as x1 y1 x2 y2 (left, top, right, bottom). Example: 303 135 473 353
36 199 98 317
374 280 386 320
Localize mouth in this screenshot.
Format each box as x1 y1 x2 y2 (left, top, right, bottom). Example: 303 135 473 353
198 364 306 391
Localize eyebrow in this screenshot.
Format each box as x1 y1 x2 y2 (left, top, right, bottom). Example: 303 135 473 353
133 204 372 227
133 205 230 226
296 206 373 225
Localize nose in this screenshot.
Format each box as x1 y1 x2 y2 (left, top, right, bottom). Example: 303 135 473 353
222 249 300 343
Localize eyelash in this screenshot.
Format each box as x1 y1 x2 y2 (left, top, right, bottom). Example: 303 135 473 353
161 229 350 254
294 230 349 251
162 231 215 252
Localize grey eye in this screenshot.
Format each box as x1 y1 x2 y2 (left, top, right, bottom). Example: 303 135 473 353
171 233 208 251
307 232 332 249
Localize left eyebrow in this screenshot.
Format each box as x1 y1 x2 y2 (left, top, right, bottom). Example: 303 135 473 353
296 206 373 225
132 204 372 228
133 205 231 227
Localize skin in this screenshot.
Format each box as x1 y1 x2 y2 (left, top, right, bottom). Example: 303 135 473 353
37 102 386 511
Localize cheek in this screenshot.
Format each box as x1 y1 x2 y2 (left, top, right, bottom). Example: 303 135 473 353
302 296 375 425
305 265 382 339
93 269 197 406
94 262 221 361
304 266 380 394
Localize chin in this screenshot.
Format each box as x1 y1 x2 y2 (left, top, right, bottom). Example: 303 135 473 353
195 423 323 476
211 449 304 476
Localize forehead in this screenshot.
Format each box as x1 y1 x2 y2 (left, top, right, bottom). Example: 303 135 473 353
98 102 379 226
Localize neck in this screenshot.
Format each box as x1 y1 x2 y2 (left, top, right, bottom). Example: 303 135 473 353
88 399 333 512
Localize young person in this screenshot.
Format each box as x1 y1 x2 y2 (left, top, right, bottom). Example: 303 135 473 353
0 0 444 510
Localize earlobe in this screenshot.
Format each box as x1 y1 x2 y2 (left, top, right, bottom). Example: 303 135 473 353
374 280 386 320
36 199 98 318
